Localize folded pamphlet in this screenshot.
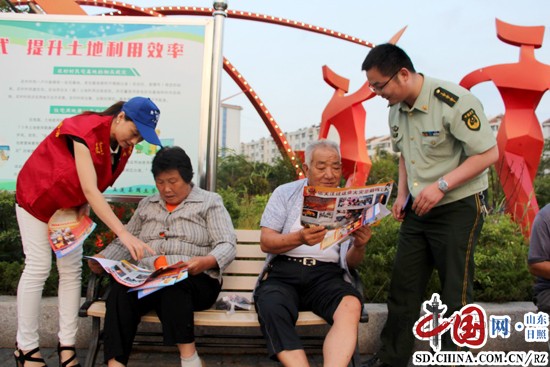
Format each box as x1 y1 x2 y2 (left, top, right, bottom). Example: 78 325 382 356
301 182 393 249
48 208 96 258
85 256 188 299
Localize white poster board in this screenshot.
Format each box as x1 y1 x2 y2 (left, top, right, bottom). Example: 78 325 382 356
0 14 213 197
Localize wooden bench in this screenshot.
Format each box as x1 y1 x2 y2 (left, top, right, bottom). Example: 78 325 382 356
79 229 367 367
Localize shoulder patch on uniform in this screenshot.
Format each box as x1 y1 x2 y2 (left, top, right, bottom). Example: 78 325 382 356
434 87 459 107
462 108 481 131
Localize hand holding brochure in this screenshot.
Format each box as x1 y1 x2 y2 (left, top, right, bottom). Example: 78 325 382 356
85 256 188 299
319 203 391 249
301 182 393 249
48 207 96 259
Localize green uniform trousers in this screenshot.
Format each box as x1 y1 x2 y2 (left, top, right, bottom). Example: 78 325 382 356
379 193 484 367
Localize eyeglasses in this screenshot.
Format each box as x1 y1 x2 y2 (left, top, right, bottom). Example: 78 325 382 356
368 69 400 93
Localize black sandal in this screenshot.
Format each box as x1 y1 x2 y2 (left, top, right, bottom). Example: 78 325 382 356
14 345 48 367
57 344 81 367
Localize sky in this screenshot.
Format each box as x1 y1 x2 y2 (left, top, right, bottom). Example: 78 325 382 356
84 0 550 143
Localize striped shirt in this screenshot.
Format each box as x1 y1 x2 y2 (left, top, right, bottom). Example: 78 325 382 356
100 185 237 282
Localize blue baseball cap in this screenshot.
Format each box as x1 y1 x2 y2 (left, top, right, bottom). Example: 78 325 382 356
122 97 162 147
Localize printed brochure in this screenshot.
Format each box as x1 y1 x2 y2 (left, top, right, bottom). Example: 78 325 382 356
48 207 96 259
85 256 188 299
301 182 393 249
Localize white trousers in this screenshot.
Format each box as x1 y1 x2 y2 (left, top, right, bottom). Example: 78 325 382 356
16 205 83 350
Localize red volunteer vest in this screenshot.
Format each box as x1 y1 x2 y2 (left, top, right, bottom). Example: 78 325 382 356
16 114 133 222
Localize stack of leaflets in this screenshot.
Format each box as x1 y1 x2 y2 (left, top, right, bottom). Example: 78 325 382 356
85 256 188 299
301 182 393 249
48 207 96 258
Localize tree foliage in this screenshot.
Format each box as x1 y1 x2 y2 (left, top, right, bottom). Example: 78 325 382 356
358 212 532 303
217 151 298 196
0 0 29 12
535 139 550 207
366 150 399 203
216 151 298 228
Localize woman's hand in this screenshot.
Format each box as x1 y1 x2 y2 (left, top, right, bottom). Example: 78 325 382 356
118 230 155 261
77 204 90 218
183 255 217 276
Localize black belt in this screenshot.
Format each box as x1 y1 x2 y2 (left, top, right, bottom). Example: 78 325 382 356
279 255 320 266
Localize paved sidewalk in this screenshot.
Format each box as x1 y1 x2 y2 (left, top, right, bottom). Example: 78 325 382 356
1 347 353 366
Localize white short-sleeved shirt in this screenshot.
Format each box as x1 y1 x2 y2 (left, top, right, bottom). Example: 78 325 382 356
284 214 340 263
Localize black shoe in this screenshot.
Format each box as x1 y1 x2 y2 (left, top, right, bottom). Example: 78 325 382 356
57 343 81 367
362 356 393 367
14 346 48 367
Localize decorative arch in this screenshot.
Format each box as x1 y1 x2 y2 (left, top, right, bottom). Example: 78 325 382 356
223 57 304 178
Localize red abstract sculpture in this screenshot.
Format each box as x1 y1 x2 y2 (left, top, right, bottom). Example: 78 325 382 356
460 19 549 237
319 28 407 187
320 66 374 187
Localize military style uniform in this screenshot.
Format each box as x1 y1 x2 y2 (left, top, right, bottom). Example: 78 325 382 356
379 76 497 366
388 76 494 205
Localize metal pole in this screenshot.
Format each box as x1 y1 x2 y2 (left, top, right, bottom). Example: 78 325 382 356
203 0 227 191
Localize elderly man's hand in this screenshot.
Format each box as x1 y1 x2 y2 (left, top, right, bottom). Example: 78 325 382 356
351 225 372 249
88 254 106 274
300 225 328 246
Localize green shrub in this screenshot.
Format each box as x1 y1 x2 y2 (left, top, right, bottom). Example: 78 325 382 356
0 261 23 294
0 259 65 297
358 212 533 303
218 187 241 224
357 218 399 302
235 194 269 229
0 191 22 261
474 213 532 302
218 188 268 229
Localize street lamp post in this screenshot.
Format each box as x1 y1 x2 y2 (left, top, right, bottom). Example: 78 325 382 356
202 0 227 191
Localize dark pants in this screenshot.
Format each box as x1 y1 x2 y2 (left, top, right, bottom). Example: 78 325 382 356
534 289 550 315
254 256 362 360
378 194 484 367
103 273 221 365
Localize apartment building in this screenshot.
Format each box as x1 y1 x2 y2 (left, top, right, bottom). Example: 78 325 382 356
219 103 243 157
241 125 320 163
240 115 549 164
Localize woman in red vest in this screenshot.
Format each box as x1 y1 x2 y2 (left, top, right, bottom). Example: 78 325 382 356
14 97 162 367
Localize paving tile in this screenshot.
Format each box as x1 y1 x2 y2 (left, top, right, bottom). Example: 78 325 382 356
1 347 338 366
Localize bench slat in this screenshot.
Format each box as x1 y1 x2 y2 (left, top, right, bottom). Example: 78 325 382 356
86 301 326 327
220 275 258 291
235 244 266 258
224 260 265 274
234 229 261 243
